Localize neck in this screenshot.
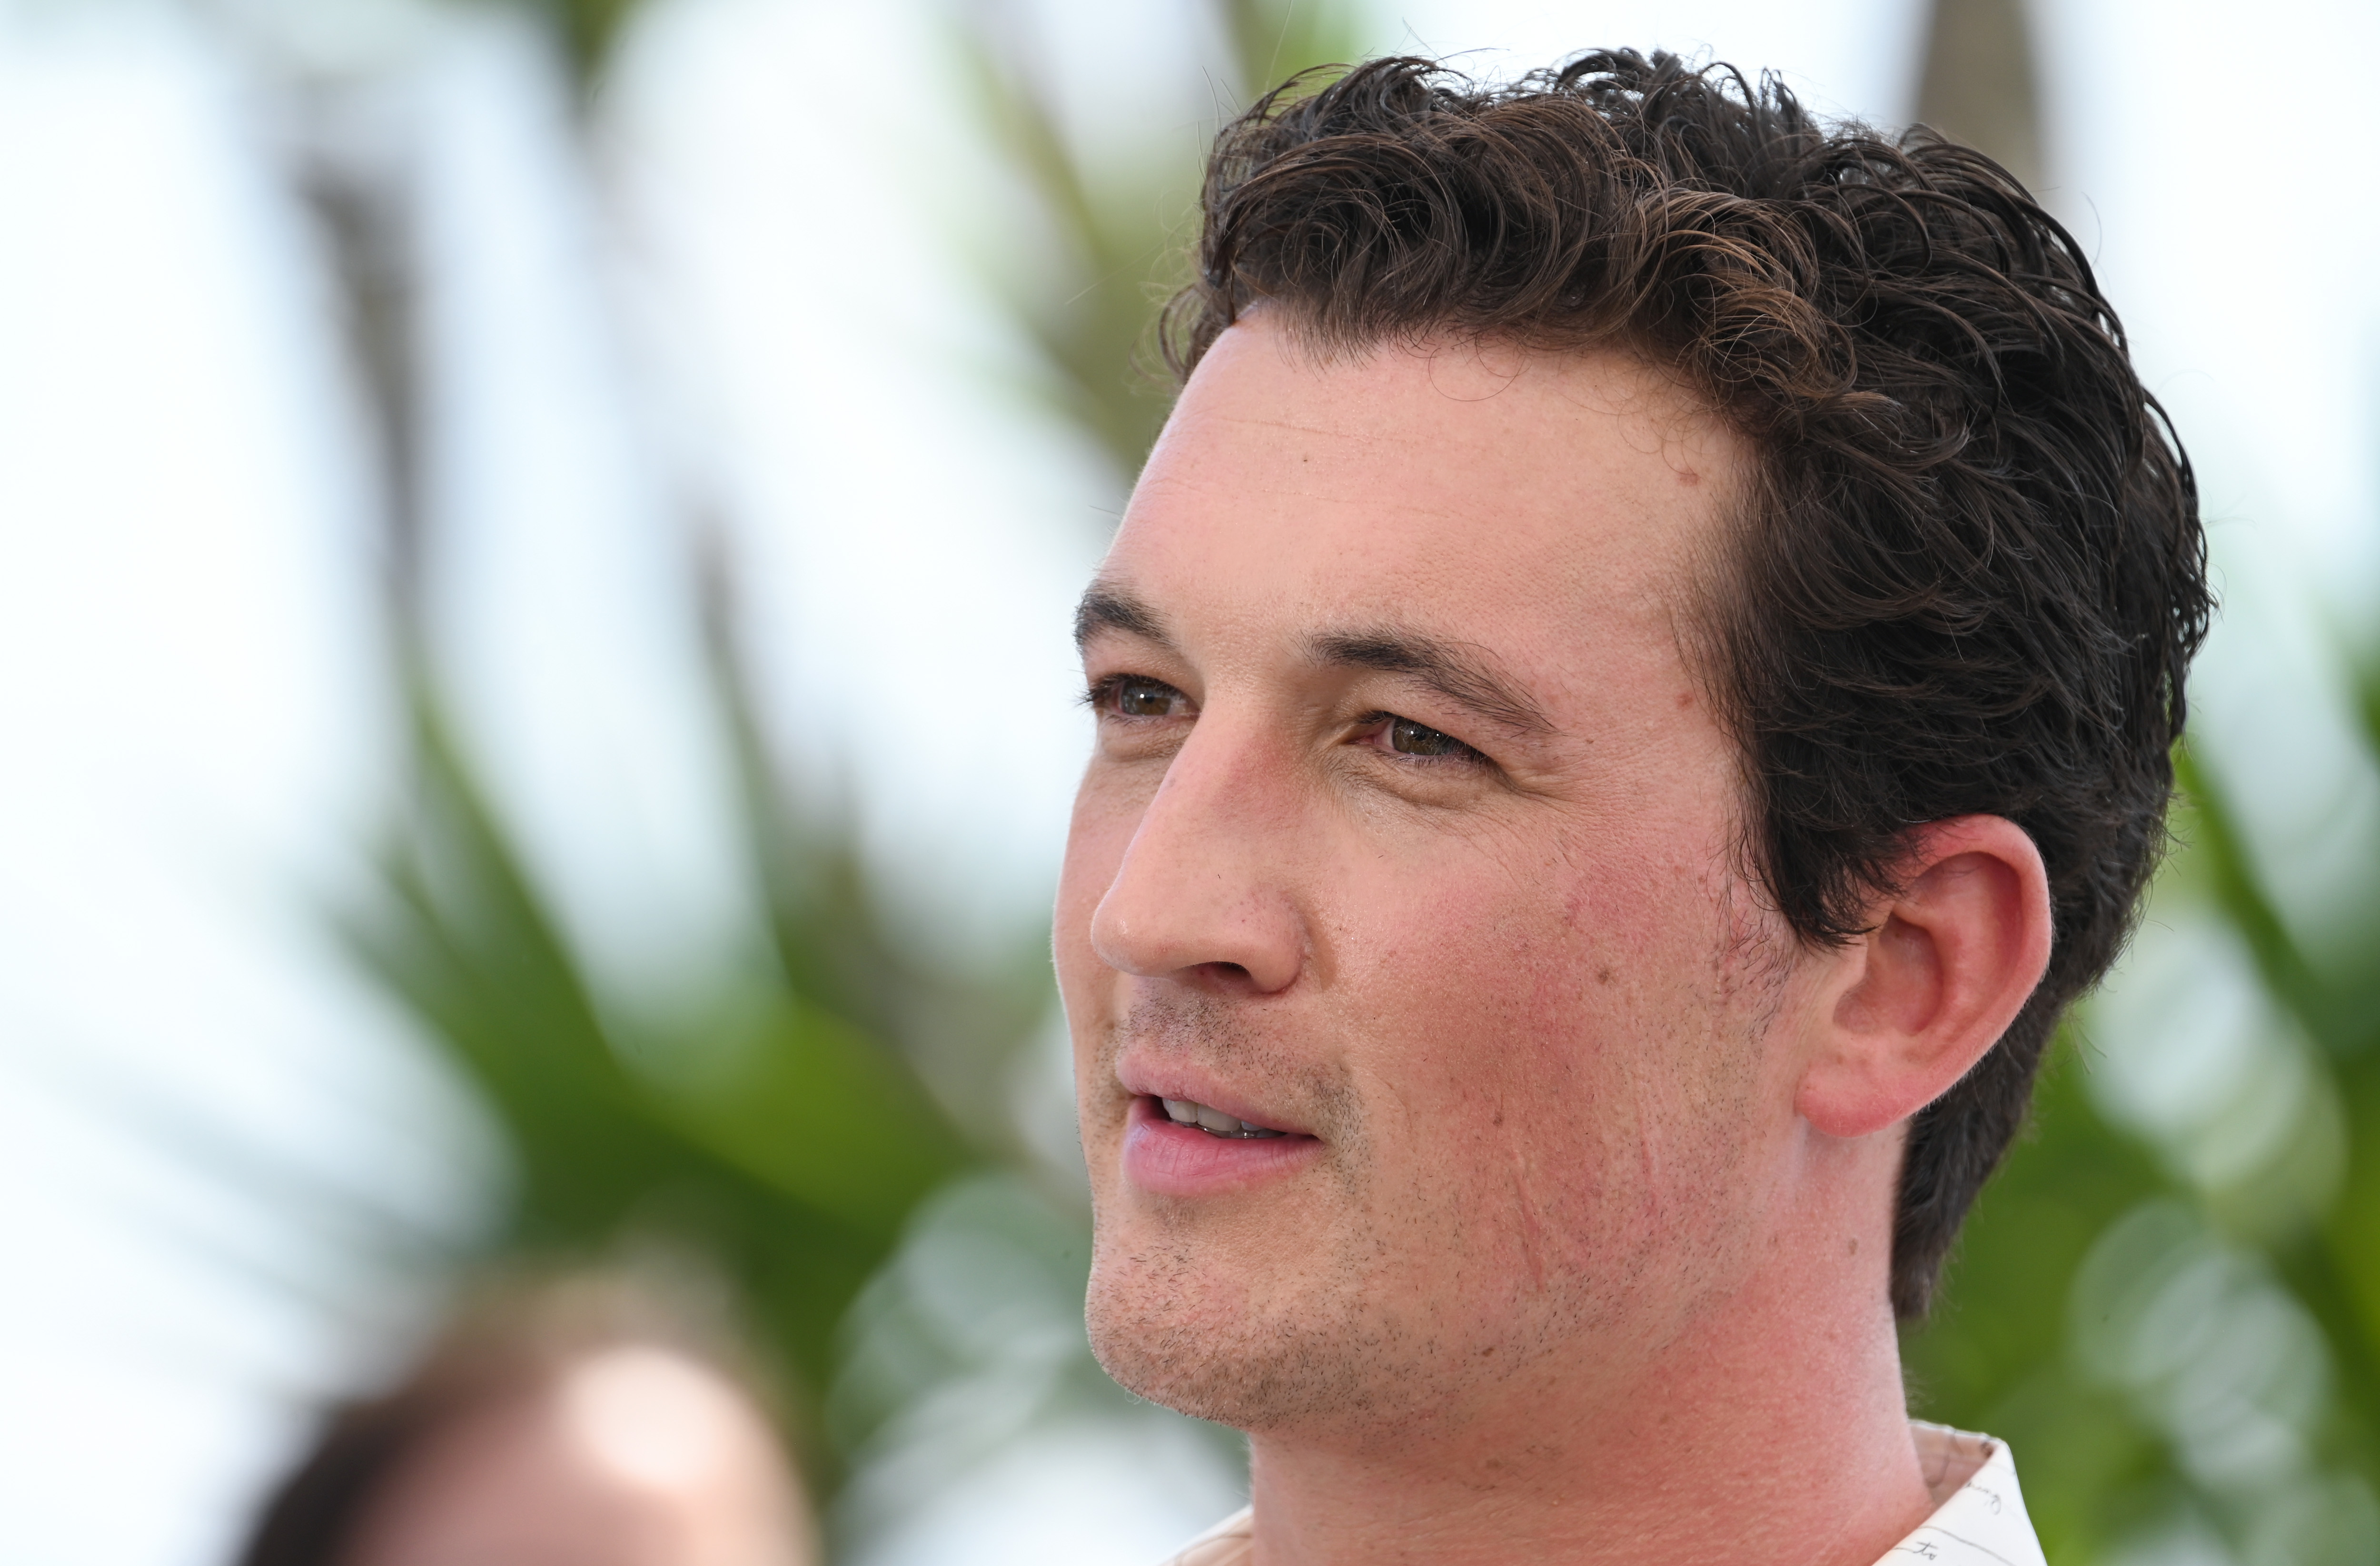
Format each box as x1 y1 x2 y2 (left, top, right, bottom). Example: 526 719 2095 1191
1242 1143 1932 1566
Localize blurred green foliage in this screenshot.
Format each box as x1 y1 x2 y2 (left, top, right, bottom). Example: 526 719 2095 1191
349 644 978 1488
478 0 644 90
965 0 1369 478
292 0 994 1498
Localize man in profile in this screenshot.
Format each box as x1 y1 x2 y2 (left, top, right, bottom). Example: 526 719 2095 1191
1054 50 2208 1566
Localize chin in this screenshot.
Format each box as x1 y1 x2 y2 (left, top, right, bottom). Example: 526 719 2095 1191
1082 1222 1450 1437
1083 1290 1245 1427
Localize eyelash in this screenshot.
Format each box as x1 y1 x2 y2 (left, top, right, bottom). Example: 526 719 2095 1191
1084 675 1488 769
1082 673 1188 718
1353 711 1488 767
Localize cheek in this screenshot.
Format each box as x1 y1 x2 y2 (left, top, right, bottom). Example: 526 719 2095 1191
1339 828 1745 1196
1336 862 1613 1145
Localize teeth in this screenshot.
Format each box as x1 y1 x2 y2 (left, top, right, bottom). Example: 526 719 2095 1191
1157 1097 1285 1139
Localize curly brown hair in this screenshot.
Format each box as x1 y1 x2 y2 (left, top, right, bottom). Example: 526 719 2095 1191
1161 50 2211 1317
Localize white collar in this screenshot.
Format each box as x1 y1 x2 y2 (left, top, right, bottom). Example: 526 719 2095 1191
1889 1423 2046 1566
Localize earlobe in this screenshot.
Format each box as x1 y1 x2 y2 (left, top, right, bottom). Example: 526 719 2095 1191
1795 816 2053 1141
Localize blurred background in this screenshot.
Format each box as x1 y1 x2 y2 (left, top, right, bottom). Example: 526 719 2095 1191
1 0 2376 1561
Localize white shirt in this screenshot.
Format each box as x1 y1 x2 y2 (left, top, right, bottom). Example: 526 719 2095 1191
1156 1422 2046 1566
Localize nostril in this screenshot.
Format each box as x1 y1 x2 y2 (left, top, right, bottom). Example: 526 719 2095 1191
1182 958 1292 997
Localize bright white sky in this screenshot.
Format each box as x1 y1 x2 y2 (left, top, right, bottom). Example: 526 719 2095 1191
0 0 2374 1562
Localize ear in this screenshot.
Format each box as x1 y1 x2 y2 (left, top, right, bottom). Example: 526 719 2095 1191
1795 816 2053 1140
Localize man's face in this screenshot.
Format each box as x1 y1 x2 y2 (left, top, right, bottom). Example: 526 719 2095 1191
1057 317 1811 1446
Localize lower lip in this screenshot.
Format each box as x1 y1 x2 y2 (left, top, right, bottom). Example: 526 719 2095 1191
1121 1097 1321 1197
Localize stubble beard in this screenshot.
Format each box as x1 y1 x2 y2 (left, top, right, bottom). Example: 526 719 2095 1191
1080 992 1614 1446
1080 991 1424 1438
1082 1097 1656 1448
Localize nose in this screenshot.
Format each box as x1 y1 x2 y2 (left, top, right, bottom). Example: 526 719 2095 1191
1088 720 1309 996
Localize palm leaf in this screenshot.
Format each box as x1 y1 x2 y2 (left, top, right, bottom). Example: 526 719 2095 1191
345 664 975 1487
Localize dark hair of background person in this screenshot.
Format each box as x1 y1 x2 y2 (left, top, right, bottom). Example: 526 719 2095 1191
1160 50 2212 1317
234 1271 787 1566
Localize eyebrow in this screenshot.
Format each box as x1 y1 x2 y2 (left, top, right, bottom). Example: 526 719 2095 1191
1309 629 1556 739
1074 583 1557 740
1075 584 1170 650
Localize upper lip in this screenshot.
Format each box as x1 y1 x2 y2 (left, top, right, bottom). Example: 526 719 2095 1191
1116 1057 1314 1138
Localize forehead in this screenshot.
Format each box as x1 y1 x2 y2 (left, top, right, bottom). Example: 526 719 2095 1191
1104 318 1742 664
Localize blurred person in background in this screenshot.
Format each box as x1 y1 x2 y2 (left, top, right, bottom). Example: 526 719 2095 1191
1060 49 2208 1566
235 1272 815 1566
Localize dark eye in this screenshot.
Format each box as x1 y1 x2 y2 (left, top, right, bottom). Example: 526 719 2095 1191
1388 717 1470 757
1100 676 1187 718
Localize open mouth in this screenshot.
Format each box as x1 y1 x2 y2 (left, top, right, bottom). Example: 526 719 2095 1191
1121 1092 1316 1195
1155 1097 1286 1139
